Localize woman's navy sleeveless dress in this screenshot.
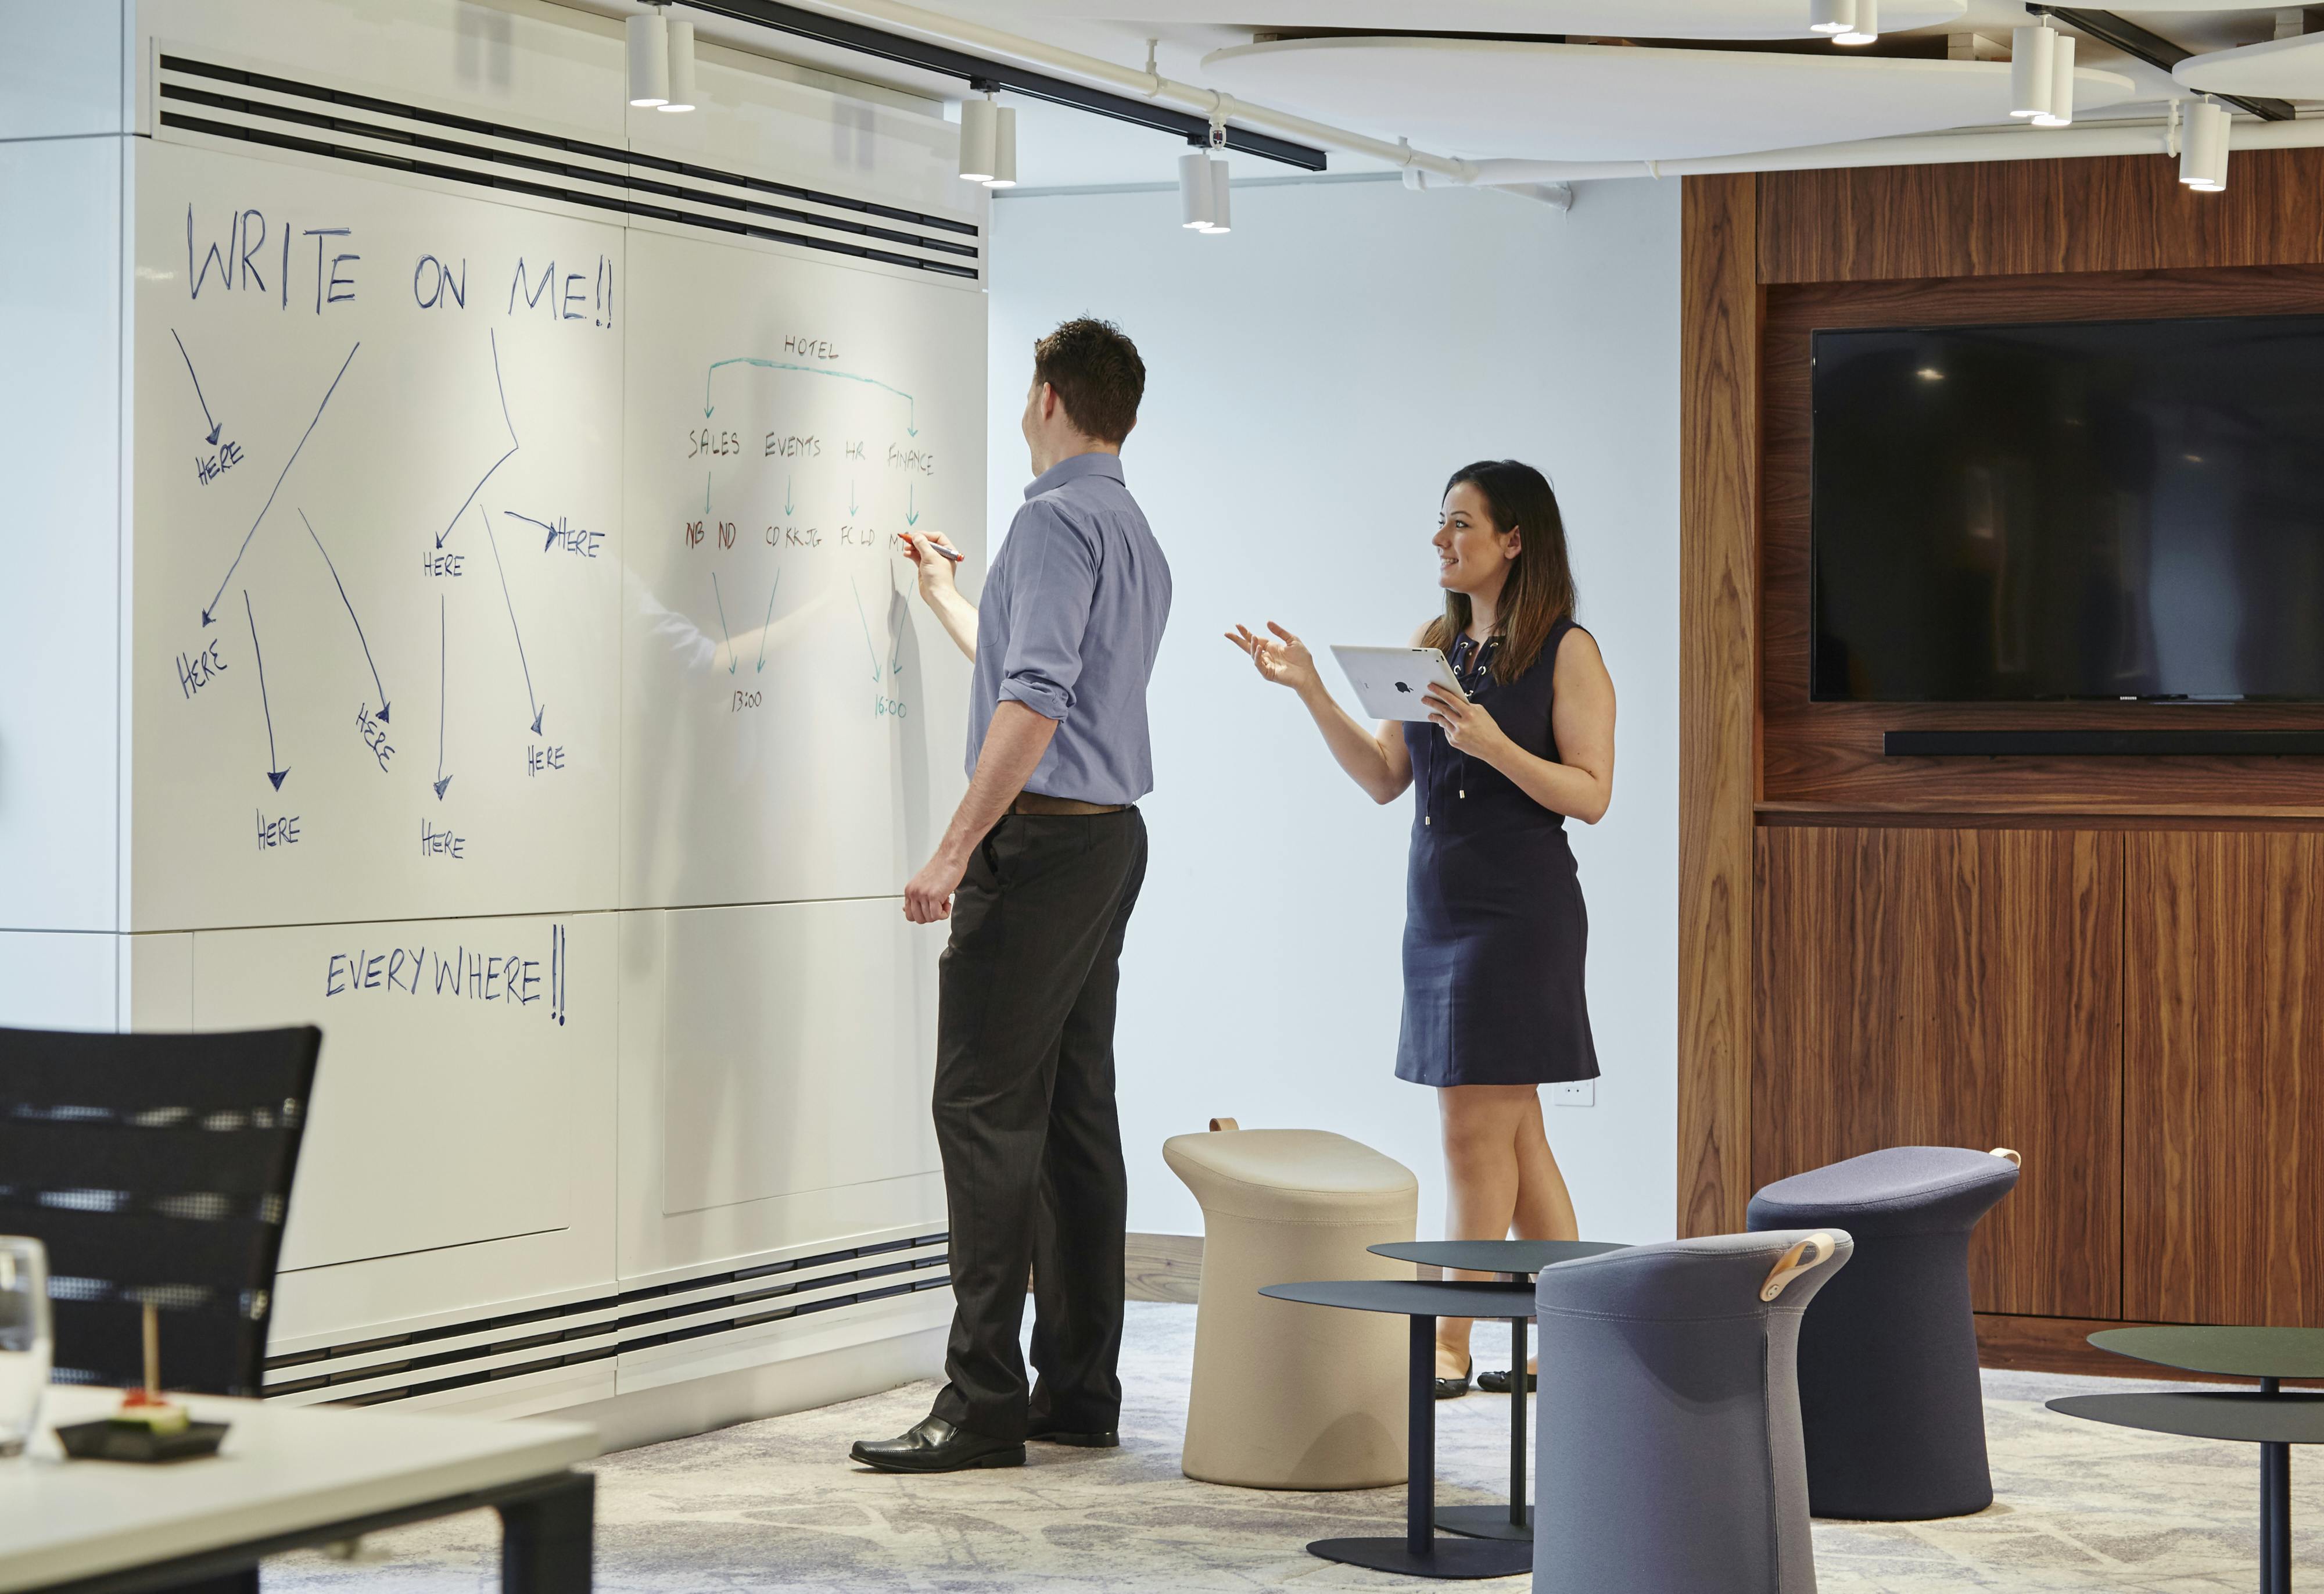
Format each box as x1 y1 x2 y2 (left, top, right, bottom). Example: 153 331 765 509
1396 621 1600 1088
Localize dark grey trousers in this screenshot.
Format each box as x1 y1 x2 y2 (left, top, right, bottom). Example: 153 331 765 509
928 809 1149 1442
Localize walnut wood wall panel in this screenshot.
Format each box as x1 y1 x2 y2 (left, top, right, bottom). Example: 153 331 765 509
1758 148 2324 285
1679 174 1762 1238
2125 832 2324 1327
1754 825 2122 1317
1759 266 2324 816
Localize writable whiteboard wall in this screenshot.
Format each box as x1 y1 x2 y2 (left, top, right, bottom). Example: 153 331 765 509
131 138 625 932
70 0 990 1421
621 227 981 908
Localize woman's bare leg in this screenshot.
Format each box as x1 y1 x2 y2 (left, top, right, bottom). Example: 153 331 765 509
1434 1084 1536 1379
1506 1091 1579 1374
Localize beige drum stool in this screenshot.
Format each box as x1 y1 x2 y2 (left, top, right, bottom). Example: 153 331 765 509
1164 1120 1418 1489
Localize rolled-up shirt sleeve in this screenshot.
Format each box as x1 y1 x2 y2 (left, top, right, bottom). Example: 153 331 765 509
995 500 1099 722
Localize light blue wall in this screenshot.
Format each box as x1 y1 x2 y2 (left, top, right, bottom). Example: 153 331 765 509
987 174 1683 1245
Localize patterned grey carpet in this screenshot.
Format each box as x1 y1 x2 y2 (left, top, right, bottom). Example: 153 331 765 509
266 1303 2315 1592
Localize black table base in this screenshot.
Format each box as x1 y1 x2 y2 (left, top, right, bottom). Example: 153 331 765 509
1437 1305 1532 1543
1431 1504 1533 1542
1289 1309 1529 1580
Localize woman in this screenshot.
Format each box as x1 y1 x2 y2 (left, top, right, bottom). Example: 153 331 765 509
1228 460 1615 1396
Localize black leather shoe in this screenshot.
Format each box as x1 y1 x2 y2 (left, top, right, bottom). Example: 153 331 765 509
850 1416 1025 1473
1434 1357 1473 1400
1028 1427 1119 1448
1477 1367 1537 1395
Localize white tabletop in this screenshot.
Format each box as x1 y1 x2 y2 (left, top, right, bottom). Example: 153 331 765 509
0 1387 597 1593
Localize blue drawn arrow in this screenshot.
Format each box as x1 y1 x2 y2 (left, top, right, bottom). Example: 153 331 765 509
173 329 224 446
784 476 795 517
849 479 859 517
241 590 288 790
702 471 713 518
301 508 389 722
202 342 358 625
502 508 561 553
433 593 453 801
849 575 881 683
479 502 544 734
702 357 917 435
711 571 737 676
756 571 781 674
434 329 518 549
906 483 918 527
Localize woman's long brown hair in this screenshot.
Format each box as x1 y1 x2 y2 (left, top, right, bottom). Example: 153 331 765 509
1421 460 1578 684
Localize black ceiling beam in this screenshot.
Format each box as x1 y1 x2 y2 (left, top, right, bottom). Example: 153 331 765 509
679 0 1331 169
2029 5 2296 121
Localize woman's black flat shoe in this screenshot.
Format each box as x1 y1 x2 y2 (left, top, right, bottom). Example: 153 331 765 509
1477 1368 1537 1395
1433 1358 1473 1400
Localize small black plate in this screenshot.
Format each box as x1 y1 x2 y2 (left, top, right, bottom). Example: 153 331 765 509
55 1419 229 1463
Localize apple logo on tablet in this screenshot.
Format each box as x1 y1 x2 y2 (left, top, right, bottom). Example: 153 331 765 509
1395 680 1412 694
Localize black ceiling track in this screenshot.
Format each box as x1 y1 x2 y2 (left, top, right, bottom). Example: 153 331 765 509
2029 6 2297 121
680 0 1330 170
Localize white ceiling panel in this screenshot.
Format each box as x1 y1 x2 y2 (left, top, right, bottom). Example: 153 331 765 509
2176 31 2324 95
982 0 1968 37
1201 37 2139 161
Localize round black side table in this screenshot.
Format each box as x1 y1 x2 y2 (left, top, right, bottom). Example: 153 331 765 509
1258 1278 1538 1579
1369 1239 1631 1543
2054 1326 2324 1594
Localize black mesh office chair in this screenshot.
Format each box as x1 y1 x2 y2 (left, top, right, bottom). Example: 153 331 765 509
0 1025 321 1398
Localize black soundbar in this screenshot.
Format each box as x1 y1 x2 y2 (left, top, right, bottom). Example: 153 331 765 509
1885 730 2324 757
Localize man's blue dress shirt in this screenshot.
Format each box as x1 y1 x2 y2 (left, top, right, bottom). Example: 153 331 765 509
967 452 1172 805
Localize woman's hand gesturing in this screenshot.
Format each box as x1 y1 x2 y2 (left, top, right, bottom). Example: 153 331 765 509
1423 684 1512 763
1227 622 1321 696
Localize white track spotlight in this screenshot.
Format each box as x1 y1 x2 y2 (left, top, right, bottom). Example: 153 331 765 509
2181 99 2230 191
1201 157 1232 232
1177 148 1215 228
984 106 1017 188
626 5 669 108
1808 0 1856 35
2185 97 2222 191
2032 33 2075 126
957 92 998 184
2010 23 2056 120
659 12 696 113
1836 0 1880 46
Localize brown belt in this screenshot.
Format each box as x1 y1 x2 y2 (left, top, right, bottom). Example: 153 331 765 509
1010 792 1128 816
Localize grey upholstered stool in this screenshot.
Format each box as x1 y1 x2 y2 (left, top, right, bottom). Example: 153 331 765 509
1748 1145 2021 1521
1534 1230 1852 1594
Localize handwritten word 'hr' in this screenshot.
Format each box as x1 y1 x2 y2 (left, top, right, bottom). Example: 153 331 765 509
324 923 569 1025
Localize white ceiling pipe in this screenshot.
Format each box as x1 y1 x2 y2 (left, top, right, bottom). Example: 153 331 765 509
1456 110 2301 185
793 0 1482 182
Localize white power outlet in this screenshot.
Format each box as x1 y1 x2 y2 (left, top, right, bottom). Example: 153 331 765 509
1550 1080 1595 1108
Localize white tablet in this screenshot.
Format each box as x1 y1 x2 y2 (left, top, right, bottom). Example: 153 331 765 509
1329 645 1471 722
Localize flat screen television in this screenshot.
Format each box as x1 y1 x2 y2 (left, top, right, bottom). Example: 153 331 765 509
1811 312 2324 703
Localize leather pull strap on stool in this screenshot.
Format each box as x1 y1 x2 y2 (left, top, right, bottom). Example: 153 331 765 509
1535 1230 1853 1594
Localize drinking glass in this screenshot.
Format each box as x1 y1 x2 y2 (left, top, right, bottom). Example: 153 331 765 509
0 1238 51 1456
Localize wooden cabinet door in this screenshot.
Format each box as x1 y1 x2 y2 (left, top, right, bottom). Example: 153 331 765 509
1755 826 2123 1317
2126 832 2324 1326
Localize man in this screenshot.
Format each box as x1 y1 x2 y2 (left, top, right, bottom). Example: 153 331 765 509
852 319 1171 1474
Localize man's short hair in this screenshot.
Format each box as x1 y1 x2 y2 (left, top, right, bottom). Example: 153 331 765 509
1032 318 1145 445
